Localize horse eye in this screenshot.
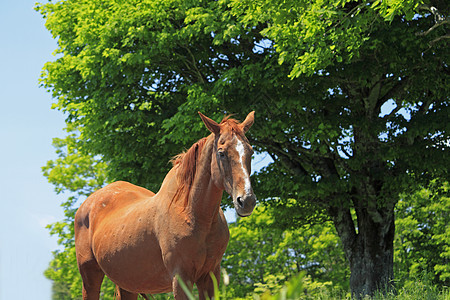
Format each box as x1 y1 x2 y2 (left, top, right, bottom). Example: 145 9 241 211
218 150 226 158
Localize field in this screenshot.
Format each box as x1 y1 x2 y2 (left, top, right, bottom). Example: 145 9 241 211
175 273 450 300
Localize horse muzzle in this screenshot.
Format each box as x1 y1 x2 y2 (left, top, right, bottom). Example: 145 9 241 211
233 193 256 217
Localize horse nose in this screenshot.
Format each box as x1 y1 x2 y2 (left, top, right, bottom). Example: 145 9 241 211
235 193 256 216
236 194 256 208
236 196 244 208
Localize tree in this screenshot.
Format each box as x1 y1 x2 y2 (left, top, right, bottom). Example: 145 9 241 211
394 180 450 288
223 205 349 298
234 0 450 297
37 0 449 297
49 280 72 300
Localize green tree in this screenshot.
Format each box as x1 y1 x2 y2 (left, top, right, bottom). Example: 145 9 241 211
37 0 449 297
222 205 349 299
394 180 450 289
49 279 73 300
230 0 449 296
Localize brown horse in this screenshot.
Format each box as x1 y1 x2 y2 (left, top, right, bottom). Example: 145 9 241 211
74 111 257 300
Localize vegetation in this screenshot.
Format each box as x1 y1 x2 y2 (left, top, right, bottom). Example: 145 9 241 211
222 206 349 298
394 180 450 289
216 272 449 300
36 0 449 298
169 271 450 300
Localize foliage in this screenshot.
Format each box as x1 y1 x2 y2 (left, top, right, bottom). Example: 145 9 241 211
370 273 450 300
48 272 74 300
36 0 449 297
394 180 450 288
36 0 450 217
222 205 349 298
175 272 450 300
229 0 449 77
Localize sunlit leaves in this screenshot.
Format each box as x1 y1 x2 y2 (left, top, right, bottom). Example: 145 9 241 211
394 181 450 287
222 205 349 298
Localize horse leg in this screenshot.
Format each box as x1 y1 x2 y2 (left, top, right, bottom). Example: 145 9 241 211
172 274 193 300
197 267 221 300
116 286 138 300
78 259 105 300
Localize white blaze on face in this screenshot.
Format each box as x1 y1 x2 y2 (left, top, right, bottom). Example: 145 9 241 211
235 137 252 195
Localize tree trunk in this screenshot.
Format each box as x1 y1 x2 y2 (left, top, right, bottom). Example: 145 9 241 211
349 209 395 298
330 197 396 299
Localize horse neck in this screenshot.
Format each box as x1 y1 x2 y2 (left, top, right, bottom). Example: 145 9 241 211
185 136 223 225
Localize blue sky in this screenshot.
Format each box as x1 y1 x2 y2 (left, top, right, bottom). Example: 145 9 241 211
0 1 66 299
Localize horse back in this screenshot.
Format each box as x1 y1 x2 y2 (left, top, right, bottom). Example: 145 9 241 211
74 181 155 247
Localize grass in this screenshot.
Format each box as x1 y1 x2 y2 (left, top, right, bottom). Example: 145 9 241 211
165 273 450 300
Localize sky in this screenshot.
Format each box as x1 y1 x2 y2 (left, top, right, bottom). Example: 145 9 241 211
0 1 67 299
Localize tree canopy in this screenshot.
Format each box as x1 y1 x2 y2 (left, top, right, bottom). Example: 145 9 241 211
37 0 449 297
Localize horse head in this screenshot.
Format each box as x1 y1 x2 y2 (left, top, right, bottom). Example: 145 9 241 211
199 111 257 217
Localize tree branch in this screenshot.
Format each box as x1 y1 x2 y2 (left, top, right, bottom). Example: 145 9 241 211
322 139 353 174
384 99 402 119
338 144 353 159
328 205 356 260
262 141 309 177
418 96 433 114
429 34 450 46
416 20 450 37
378 77 409 106
416 5 449 46
178 43 207 84
418 5 446 23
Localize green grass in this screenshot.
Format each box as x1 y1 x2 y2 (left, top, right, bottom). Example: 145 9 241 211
159 273 449 300
255 274 449 300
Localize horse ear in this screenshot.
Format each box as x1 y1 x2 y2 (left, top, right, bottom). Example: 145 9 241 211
199 112 220 135
239 111 255 133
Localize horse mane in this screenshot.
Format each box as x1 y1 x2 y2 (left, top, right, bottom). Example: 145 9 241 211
171 137 208 185
170 115 244 206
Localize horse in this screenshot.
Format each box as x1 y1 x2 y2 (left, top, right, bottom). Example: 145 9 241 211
74 111 257 300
